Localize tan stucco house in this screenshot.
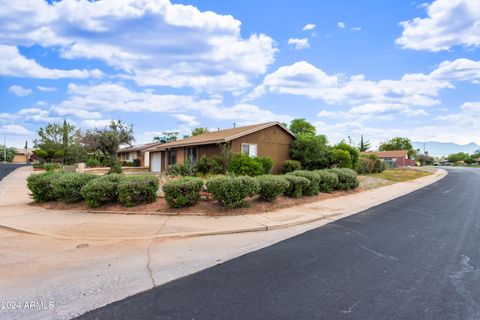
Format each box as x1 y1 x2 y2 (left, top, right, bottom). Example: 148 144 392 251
143 122 295 173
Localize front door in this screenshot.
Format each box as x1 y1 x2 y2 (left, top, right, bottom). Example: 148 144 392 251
151 152 161 172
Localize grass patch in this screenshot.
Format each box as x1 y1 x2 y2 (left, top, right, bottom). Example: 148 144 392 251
369 169 431 182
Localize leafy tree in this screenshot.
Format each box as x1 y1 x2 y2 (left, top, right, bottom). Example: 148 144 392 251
416 153 434 165
358 135 371 152
153 131 179 143
83 120 135 173
464 157 477 165
0 145 16 162
330 149 352 168
191 127 209 136
379 137 416 159
34 120 84 164
289 118 316 136
447 152 469 163
334 141 360 169
290 134 330 169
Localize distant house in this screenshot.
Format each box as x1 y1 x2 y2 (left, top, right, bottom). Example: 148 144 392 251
362 150 416 167
12 148 33 163
143 122 295 173
117 143 158 167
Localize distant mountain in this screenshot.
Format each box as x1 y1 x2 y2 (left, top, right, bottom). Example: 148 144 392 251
413 141 480 157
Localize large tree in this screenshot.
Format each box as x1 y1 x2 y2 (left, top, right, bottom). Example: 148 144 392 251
334 141 360 169
34 120 83 164
191 127 209 136
290 134 330 169
379 137 416 159
83 120 135 173
358 135 371 152
289 118 316 136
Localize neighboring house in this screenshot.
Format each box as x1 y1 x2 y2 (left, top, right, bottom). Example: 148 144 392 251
12 148 33 163
362 150 416 167
117 143 158 167
144 122 295 173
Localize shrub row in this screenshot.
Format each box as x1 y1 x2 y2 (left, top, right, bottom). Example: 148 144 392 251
27 172 159 208
162 168 360 209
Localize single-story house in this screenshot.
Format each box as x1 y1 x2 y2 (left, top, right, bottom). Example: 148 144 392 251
143 121 295 173
362 150 416 167
117 143 158 167
12 148 33 163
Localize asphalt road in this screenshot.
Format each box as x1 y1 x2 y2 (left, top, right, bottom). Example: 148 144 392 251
77 167 480 320
0 163 29 181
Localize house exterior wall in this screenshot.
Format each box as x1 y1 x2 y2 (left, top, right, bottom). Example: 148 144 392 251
12 154 27 163
230 125 293 173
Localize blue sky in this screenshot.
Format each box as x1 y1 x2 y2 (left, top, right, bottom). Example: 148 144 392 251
1 0 479 148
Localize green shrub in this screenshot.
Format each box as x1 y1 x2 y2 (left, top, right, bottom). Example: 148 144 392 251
282 175 310 198
81 174 122 208
290 134 330 170
206 176 260 208
43 163 61 172
328 168 359 190
163 177 204 208
27 172 63 202
330 148 352 169
255 156 274 174
109 162 122 174
255 175 289 202
315 170 339 193
280 160 301 174
357 154 386 174
287 170 321 196
32 163 44 169
85 158 101 168
194 155 225 175
132 159 141 167
118 175 159 207
51 173 97 203
167 161 196 176
228 154 264 176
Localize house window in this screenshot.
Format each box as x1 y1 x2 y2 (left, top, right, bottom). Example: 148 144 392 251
169 150 177 165
125 153 130 161
185 147 197 163
241 143 257 157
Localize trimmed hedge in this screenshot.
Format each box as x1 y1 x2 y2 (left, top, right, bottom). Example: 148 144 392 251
163 177 204 208
327 168 359 190
51 173 97 203
228 154 264 176
287 170 321 196
43 163 61 172
81 174 123 208
255 156 274 174
315 170 339 193
206 176 260 208
282 175 310 198
27 172 63 202
280 160 301 174
195 155 225 175
255 175 289 202
118 175 159 207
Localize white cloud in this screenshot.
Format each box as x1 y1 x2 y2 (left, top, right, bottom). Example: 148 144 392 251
200 103 292 124
287 38 310 50
352 27 362 31
337 22 346 29
172 114 200 127
0 0 276 92
0 124 31 135
245 59 480 109
397 0 480 51
37 86 57 92
17 108 60 123
436 101 480 126
8 85 32 96
81 119 113 129
303 24 316 31
0 45 103 79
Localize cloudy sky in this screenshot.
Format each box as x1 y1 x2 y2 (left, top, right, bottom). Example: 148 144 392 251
1 0 479 148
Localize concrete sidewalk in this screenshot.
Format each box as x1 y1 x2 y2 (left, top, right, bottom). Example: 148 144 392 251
0 166 447 240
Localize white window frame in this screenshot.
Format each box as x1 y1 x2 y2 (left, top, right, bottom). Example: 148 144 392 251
241 143 257 157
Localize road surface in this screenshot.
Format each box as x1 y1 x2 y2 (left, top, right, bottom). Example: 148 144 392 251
77 167 480 320
0 163 29 181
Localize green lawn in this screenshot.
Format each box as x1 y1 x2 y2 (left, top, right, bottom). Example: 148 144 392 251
369 169 432 182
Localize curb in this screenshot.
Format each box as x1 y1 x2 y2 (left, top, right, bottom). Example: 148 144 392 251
0 169 447 241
